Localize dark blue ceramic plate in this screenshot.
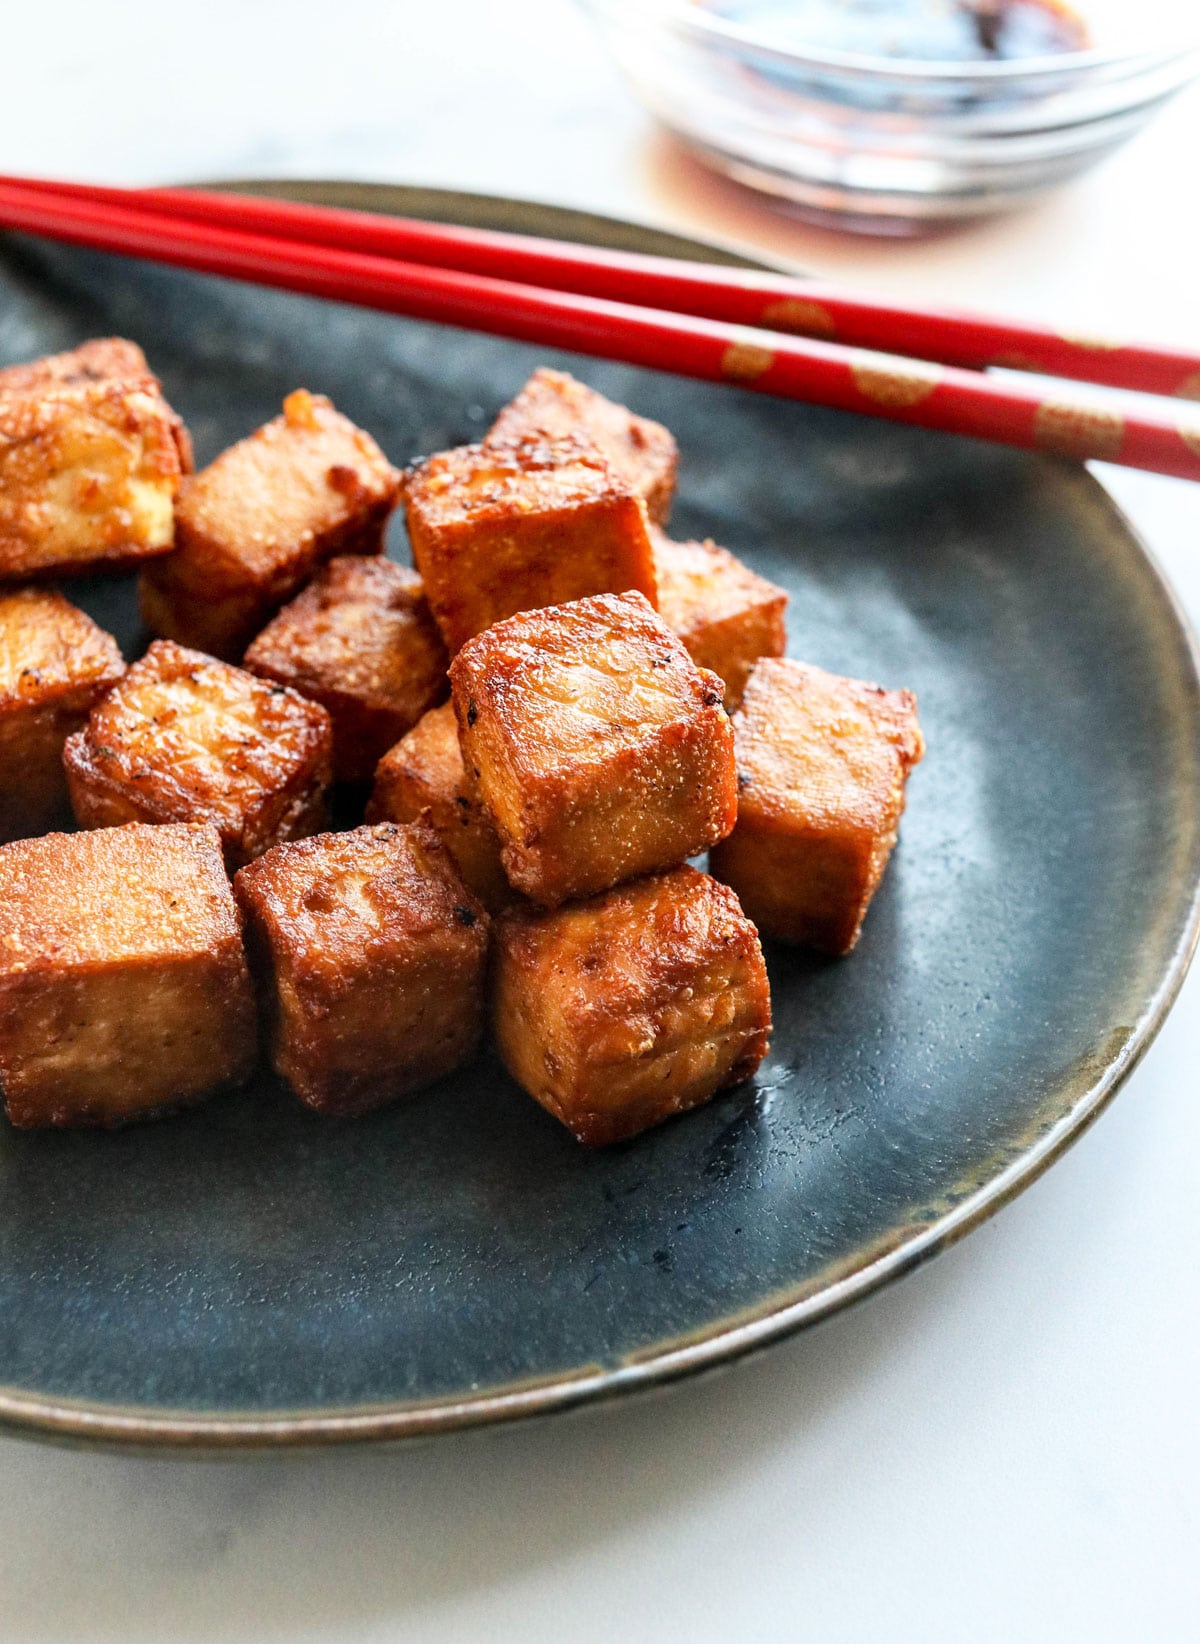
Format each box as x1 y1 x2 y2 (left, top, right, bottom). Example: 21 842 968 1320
1 183 1198 1451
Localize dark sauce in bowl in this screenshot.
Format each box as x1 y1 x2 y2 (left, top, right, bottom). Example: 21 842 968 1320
702 0 1092 62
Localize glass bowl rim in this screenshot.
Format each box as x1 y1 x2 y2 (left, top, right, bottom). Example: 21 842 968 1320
585 0 1200 84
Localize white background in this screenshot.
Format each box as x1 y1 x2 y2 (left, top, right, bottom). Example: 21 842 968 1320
2 4 1199 1639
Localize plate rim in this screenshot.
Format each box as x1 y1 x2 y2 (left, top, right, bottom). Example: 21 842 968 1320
2 179 1198 1453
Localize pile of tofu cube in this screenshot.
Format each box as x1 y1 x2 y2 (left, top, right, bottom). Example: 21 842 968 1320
0 341 923 1143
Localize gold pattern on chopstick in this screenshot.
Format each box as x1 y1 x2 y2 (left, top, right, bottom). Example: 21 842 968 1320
1175 371 1200 402
1059 331 1123 352
990 350 1045 372
850 352 941 408
1033 400 1124 460
720 332 776 381
1178 414 1200 458
760 298 837 339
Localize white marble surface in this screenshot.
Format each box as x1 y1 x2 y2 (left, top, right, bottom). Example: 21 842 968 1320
2 4 1199 1640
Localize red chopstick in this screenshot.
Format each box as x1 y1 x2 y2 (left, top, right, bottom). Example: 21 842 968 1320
1 177 1198 482
7 173 1198 401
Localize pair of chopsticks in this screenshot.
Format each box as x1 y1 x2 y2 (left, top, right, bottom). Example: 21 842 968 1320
1 174 1198 482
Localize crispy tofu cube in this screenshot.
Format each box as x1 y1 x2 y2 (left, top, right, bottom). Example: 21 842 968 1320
493 865 771 1146
0 822 256 1127
63 640 332 869
487 368 678 526
243 556 449 783
0 588 125 842
710 658 924 954
234 819 490 1116
366 702 511 912
405 436 657 654
140 390 402 660
451 591 737 907
651 526 788 712
0 338 192 580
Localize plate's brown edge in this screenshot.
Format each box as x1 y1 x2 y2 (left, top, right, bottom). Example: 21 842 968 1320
1 180 1198 1455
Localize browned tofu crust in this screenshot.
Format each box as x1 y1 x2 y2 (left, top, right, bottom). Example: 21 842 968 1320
63 639 333 869
0 588 125 842
0 338 161 395
451 591 737 908
0 822 256 1127
404 435 658 655
487 368 678 526
710 658 924 954
366 702 512 912
493 865 771 1145
244 556 449 783
0 338 192 580
140 389 402 660
0 339 192 474
651 526 788 711
234 819 490 1116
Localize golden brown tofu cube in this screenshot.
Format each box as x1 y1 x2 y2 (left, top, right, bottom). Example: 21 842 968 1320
405 436 658 655
64 640 332 869
234 819 490 1116
651 526 788 712
0 338 192 580
451 591 737 908
243 556 449 783
710 658 924 954
493 865 771 1146
140 389 402 660
0 822 256 1127
0 588 125 842
487 368 678 526
366 702 512 912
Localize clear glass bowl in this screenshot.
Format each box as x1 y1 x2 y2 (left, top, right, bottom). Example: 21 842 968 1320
582 0 1200 232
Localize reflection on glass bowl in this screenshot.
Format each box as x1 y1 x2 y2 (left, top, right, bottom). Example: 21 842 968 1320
582 0 1200 233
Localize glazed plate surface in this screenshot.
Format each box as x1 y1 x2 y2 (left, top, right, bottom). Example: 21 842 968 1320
1 183 1198 1449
